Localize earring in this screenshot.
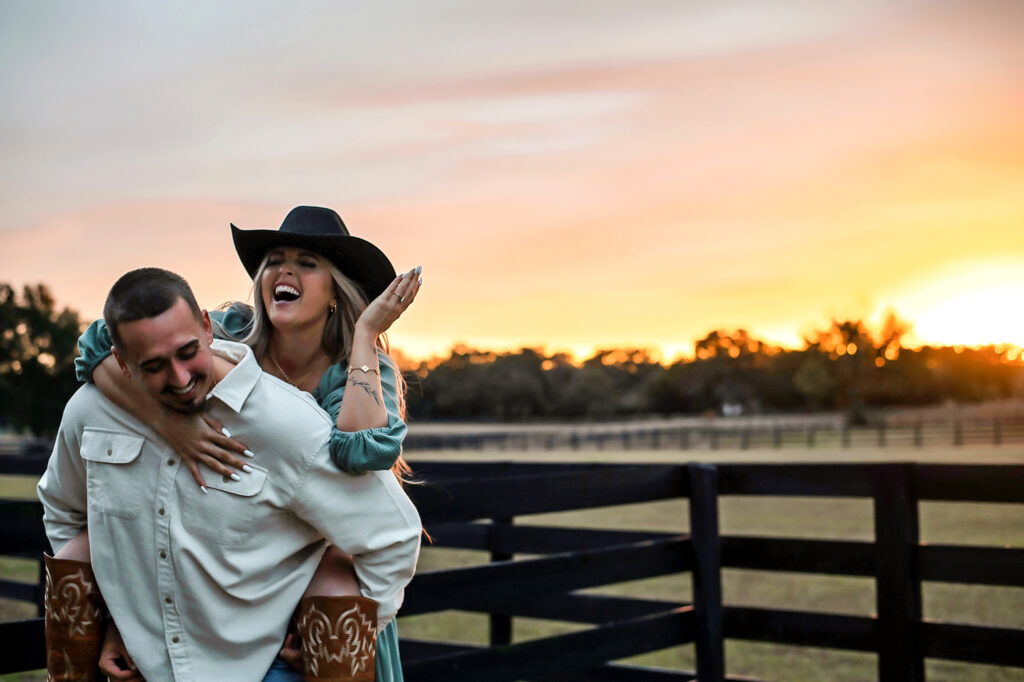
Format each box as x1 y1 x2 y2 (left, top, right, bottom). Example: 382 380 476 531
329 301 337 315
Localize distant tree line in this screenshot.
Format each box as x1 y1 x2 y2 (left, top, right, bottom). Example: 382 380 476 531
1 283 1022 435
404 316 1024 423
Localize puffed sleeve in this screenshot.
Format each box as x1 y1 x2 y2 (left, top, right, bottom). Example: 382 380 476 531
75 319 113 384
208 302 254 341
317 352 407 474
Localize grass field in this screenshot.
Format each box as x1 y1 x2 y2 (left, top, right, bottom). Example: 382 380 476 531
3 444 1022 681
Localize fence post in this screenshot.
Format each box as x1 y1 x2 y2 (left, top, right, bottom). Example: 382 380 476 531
953 420 962 446
680 429 690 450
489 517 514 646
807 427 816 448
842 425 850 448
688 463 725 682
872 463 923 682
913 422 922 447
877 423 886 447
993 417 1002 445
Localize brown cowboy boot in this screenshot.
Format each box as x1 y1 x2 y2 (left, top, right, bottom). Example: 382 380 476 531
295 595 378 682
43 554 107 682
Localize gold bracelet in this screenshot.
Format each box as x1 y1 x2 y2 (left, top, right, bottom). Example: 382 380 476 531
347 364 380 376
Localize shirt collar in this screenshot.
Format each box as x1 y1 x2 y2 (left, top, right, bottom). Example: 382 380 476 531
206 340 261 413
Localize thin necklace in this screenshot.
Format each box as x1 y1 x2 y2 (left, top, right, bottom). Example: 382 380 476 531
269 351 298 387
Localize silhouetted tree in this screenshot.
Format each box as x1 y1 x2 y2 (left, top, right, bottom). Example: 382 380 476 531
0 283 83 436
581 348 661 415
803 319 878 424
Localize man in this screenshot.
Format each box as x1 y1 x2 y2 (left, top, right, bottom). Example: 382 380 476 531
37 268 421 681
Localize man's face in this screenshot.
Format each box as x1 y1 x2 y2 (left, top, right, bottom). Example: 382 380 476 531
113 298 216 414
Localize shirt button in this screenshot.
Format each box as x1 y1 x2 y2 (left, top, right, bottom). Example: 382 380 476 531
159 550 167 559
106 449 112 456
167 458 175 466
165 596 173 604
158 507 165 515
172 636 180 644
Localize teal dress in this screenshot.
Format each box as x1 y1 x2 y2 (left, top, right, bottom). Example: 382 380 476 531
76 305 409 682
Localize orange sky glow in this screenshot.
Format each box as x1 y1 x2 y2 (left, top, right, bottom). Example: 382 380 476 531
1 2 1022 363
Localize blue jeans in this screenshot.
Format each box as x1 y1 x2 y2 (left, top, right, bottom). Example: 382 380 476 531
262 655 302 682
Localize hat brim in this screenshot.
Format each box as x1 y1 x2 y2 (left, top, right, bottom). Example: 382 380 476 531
231 225 397 302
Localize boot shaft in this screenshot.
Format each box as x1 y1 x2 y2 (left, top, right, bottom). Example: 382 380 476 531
295 595 378 682
44 554 107 682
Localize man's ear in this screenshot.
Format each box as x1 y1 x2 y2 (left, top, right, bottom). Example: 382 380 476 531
111 347 132 379
200 310 213 344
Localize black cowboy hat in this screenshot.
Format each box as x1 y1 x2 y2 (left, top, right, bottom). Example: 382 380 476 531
231 206 396 301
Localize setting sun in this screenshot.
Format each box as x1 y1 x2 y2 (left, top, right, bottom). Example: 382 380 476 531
885 261 1024 348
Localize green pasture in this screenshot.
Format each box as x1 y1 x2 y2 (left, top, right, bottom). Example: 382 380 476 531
3 444 1023 681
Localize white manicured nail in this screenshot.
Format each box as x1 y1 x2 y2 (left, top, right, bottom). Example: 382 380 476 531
200 486 208 494
243 449 255 458
230 473 241 482
242 464 253 473
221 427 231 437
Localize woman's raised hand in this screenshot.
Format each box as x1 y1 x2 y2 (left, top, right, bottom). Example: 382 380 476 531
355 265 422 336
154 411 253 490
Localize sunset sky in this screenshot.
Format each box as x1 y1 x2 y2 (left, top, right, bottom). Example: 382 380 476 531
2 0 1022 362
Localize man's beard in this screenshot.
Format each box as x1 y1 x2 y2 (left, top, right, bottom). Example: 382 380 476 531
162 374 208 414
167 396 207 415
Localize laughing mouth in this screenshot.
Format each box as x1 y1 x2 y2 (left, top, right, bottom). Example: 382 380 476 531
274 284 300 302
167 377 198 395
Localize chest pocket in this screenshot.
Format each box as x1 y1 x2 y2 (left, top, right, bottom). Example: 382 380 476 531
182 463 268 546
80 428 145 519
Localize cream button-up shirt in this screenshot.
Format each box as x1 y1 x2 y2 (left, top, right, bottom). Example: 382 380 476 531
37 340 422 682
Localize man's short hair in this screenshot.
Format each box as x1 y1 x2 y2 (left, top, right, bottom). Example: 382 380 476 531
104 268 202 349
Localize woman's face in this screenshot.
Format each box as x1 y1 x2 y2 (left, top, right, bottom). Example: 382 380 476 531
260 247 336 333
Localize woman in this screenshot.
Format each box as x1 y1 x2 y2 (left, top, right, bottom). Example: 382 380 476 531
66 206 420 682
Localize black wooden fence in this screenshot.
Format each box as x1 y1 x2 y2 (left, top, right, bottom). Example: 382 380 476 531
1 459 1022 680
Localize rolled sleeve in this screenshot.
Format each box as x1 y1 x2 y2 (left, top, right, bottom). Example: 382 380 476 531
36 388 91 554
319 354 407 474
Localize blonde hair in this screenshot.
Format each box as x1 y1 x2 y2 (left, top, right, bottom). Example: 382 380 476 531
241 252 412 482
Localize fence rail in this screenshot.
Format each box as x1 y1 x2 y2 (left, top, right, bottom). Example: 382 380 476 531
1 460 1022 680
401 415 1024 451
5 415 1024 461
